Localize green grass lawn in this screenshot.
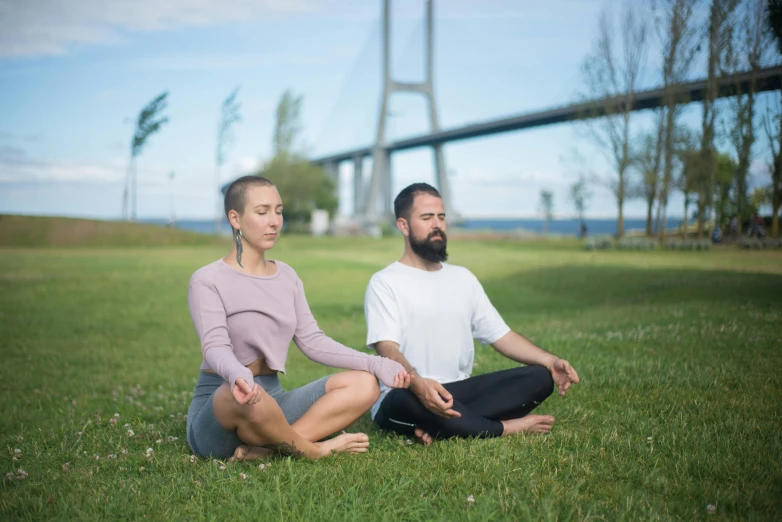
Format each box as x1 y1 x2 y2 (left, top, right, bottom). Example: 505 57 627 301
1 237 781 520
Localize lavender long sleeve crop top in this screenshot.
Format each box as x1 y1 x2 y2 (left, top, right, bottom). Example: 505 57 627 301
187 259 403 390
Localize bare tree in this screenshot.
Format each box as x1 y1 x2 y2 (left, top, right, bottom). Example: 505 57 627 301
634 111 666 236
698 0 740 237
725 0 773 234
569 176 592 223
215 87 242 232
675 128 703 233
122 91 169 221
765 0 782 236
580 2 648 238
654 0 701 240
539 189 554 235
762 95 782 236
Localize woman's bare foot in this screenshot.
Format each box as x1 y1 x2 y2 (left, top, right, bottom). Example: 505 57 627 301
501 414 555 436
316 432 370 457
414 427 433 446
229 444 273 462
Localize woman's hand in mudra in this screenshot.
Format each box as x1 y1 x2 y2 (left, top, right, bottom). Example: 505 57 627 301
232 377 262 405
390 371 413 389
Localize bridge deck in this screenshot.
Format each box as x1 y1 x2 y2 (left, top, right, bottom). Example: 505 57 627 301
311 66 782 165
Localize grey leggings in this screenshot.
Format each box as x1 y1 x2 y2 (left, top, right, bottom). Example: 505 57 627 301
186 371 330 459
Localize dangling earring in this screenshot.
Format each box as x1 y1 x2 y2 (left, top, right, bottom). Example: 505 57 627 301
235 228 244 268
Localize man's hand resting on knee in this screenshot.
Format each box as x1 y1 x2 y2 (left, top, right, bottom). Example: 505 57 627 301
547 358 580 396
409 378 461 418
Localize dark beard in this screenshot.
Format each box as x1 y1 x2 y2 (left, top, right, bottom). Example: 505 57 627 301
409 228 448 263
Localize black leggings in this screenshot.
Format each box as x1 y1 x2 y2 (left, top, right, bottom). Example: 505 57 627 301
374 365 554 439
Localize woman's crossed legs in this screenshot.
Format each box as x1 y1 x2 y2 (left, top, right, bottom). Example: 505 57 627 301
189 370 380 460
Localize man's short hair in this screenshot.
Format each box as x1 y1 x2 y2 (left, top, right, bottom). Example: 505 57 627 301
394 182 442 220
224 175 275 219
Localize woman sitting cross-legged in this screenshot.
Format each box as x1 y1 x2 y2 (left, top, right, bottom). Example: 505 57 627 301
186 175 411 460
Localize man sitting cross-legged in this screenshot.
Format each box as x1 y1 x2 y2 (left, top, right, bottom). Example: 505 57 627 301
365 183 580 444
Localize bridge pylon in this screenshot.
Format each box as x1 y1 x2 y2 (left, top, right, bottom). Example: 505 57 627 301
361 0 455 226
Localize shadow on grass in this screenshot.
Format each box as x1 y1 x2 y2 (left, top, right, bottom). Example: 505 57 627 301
483 264 782 314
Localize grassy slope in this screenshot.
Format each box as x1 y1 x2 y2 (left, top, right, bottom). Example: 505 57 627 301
0 215 228 248
0 237 780 520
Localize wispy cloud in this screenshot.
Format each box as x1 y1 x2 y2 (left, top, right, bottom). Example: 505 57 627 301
0 145 124 183
0 0 338 59
134 51 327 72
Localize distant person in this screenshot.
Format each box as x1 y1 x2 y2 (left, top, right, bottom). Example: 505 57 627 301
712 223 722 244
756 215 766 238
730 215 738 238
748 213 758 238
578 222 588 239
364 183 579 445
186 175 410 461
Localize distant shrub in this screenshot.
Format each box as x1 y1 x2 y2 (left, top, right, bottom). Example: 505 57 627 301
584 235 614 250
617 237 657 251
738 237 782 249
663 239 711 251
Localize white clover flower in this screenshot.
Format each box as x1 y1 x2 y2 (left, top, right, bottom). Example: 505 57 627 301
122 449 128 455
466 494 475 504
156 439 163 444
189 455 196 463
706 504 716 514
17 468 28 480
14 448 21 454
240 473 247 480
168 436 178 442
114 413 120 417
127 430 135 437
258 463 266 470
108 454 117 460
219 464 226 470
62 463 69 472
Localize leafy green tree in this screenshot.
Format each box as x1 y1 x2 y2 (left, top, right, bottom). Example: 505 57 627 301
263 156 337 225
714 151 738 226
253 90 336 227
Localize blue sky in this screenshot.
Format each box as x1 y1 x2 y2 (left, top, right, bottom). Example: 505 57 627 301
0 0 776 221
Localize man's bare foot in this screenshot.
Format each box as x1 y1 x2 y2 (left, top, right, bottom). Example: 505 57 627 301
229 445 272 462
501 414 555 436
315 432 370 457
414 427 433 446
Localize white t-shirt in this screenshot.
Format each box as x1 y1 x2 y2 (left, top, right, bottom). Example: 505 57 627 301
364 261 510 419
